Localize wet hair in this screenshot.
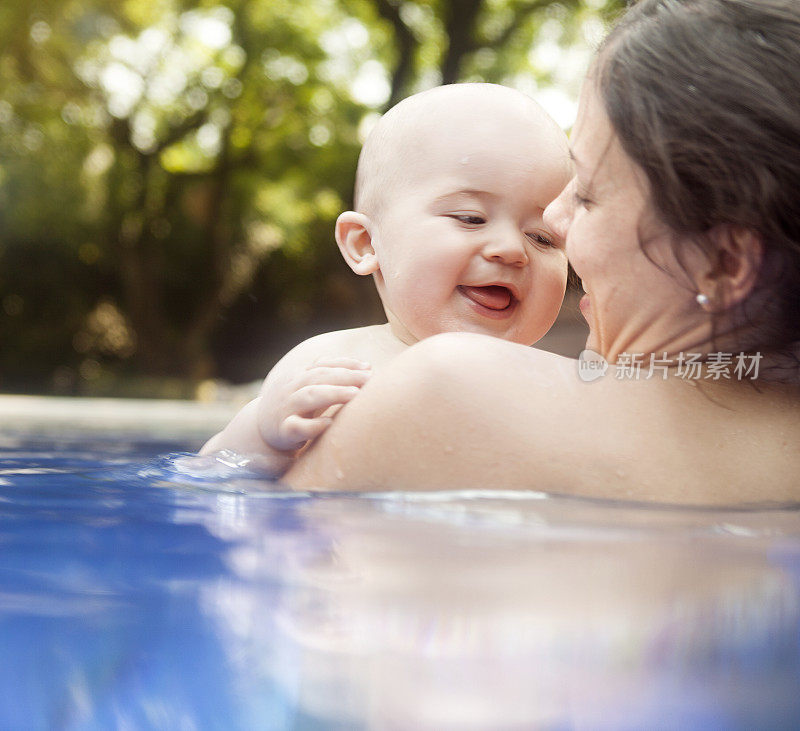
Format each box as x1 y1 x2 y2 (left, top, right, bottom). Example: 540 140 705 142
596 0 800 370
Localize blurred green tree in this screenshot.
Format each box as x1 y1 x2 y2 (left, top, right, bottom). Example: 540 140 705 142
0 0 620 395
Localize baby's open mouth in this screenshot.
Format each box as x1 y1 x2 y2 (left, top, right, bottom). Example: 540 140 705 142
458 285 515 311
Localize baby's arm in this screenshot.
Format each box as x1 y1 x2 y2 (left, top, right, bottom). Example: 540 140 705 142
200 338 371 477
256 354 372 451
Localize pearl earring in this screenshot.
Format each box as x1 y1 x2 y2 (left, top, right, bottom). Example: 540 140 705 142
696 293 710 306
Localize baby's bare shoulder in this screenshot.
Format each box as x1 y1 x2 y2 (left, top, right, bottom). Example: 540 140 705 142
265 324 401 387
289 327 370 356
289 325 399 362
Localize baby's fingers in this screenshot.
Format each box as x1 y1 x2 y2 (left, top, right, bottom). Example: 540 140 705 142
309 357 371 371
290 384 362 416
300 365 372 389
282 415 334 445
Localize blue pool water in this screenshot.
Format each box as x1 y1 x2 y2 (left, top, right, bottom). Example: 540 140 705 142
1 431 799 730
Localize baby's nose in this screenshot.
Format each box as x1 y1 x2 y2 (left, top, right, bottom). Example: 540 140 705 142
543 184 572 241
481 230 528 266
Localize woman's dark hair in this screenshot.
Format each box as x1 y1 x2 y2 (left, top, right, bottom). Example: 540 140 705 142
597 0 800 368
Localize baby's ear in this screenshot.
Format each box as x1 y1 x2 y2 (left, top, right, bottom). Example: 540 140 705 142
335 211 379 276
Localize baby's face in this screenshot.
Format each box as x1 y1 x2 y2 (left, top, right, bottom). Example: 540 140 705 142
370 102 570 346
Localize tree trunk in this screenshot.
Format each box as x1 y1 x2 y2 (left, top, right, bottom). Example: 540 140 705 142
440 0 483 85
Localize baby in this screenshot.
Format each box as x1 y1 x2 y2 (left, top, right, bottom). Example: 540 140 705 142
201 83 571 473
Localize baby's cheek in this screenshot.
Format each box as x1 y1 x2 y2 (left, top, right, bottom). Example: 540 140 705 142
532 258 568 318
539 253 568 292
407 269 446 302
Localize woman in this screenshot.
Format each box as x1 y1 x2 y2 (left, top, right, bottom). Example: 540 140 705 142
286 0 800 503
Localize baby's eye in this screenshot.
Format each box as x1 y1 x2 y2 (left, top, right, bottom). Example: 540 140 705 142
448 214 485 225
525 231 555 248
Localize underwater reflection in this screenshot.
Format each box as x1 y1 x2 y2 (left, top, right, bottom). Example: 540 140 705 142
1 443 798 729
198 489 800 730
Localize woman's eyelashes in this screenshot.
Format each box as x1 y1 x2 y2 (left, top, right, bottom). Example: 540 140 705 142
573 184 593 209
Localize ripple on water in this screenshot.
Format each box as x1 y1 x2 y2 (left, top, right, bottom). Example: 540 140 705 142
0 435 798 729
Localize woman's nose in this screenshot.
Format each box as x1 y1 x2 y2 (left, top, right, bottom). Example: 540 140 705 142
543 183 573 242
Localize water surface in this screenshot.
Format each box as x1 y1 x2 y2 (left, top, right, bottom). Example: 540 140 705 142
1 432 798 729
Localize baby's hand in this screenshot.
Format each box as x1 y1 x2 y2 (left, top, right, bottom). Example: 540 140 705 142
258 357 372 453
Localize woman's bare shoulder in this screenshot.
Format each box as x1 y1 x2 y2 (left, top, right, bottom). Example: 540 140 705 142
284 333 580 492
285 333 800 502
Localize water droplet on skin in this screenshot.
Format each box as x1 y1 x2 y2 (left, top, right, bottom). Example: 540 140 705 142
615 468 626 479
335 468 344 480
460 156 470 165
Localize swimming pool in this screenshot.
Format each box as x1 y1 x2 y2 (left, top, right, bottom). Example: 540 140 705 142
1 417 799 729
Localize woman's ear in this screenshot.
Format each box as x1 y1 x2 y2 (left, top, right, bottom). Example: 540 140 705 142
698 224 763 310
335 211 379 276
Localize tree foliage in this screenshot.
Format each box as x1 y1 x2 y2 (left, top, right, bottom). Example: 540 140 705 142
0 0 621 395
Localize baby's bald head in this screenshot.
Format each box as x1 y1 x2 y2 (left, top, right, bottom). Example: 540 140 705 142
353 83 568 217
